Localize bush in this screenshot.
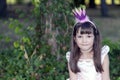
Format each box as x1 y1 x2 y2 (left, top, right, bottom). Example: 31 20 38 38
103 39 120 80
0 39 120 80
0 0 120 80
0 44 69 80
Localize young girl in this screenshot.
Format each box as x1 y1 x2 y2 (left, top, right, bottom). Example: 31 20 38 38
66 7 110 80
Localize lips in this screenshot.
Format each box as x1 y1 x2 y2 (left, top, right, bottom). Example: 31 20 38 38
81 44 89 46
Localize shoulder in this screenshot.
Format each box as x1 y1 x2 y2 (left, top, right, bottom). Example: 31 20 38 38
101 45 110 64
66 51 70 62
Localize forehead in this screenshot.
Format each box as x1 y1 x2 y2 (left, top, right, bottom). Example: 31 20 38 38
76 27 94 35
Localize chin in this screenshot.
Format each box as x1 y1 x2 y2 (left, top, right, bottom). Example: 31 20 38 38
81 47 92 51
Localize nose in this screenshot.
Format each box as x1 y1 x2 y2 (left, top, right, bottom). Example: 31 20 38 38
82 37 87 43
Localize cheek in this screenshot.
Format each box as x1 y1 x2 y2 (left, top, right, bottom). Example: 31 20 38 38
90 38 94 44
76 39 82 45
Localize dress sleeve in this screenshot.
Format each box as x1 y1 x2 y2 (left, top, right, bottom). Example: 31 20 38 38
66 51 70 62
101 45 110 64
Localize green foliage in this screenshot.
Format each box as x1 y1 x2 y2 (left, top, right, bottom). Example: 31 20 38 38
0 1 72 79
32 0 74 52
103 39 120 80
0 0 120 80
0 45 68 79
0 39 120 80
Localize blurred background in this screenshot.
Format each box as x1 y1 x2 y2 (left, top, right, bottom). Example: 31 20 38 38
0 0 120 80
0 0 120 49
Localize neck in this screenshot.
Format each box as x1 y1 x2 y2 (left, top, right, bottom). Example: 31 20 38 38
81 48 93 54
80 48 93 59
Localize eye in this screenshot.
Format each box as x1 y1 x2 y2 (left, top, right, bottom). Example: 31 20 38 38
78 36 82 38
87 34 94 38
88 35 91 38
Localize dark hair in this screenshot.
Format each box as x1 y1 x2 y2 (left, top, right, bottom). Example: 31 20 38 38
69 22 103 73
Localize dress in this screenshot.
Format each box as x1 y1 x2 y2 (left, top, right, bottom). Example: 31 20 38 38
66 45 110 80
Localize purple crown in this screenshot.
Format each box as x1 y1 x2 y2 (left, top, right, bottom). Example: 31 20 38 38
72 8 96 28
73 8 86 21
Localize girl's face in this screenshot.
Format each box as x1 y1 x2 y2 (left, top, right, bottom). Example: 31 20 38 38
75 27 94 52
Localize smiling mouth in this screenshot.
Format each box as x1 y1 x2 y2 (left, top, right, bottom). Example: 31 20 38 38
82 44 89 46
82 43 88 45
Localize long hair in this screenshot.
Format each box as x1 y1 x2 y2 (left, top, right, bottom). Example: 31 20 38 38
69 22 103 73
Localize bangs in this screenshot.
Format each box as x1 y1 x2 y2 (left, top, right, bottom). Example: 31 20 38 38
80 27 93 34
73 22 95 36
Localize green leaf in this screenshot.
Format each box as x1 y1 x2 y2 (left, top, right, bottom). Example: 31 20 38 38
13 41 19 48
